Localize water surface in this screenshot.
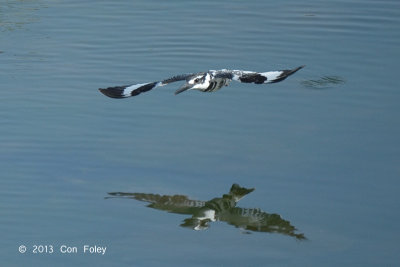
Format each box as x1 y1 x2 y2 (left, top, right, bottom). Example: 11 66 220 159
1 0 399 266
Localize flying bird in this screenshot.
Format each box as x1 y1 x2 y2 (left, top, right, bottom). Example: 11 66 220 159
99 65 304 99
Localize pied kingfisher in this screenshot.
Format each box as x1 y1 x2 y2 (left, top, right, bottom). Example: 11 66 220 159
99 65 304 99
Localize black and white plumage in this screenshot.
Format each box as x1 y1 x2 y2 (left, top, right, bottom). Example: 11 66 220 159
99 65 304 99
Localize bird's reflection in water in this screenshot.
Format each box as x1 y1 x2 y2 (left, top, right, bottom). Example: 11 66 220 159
107 184 306 240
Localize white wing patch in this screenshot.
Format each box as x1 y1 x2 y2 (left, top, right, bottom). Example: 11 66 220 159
123 83 149 97
260 71 284 83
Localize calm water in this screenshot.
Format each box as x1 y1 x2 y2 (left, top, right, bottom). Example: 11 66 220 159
1 0 399 266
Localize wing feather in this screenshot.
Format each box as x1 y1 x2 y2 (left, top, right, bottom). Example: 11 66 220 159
161 73 194 85
99 82 160 99
99 73 194 99
230 65 305 84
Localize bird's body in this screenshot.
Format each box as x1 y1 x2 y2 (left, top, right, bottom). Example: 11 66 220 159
99 66 304 99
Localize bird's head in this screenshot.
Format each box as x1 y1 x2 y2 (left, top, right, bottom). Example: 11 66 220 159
175 72 211 94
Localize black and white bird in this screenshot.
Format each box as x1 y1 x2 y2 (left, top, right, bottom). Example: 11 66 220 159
99 65 304 99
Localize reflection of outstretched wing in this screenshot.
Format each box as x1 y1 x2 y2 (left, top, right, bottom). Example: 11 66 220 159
218 207 306 240
108 192 205 215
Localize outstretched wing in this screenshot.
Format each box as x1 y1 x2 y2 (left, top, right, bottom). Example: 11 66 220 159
98 82 160 99
99 73 194 99
227 65 305 85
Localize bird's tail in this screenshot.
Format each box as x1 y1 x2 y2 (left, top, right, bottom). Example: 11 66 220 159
99 81 161 99
267 65 305 83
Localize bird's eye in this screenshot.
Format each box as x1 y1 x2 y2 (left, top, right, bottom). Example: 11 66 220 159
194 78 199 83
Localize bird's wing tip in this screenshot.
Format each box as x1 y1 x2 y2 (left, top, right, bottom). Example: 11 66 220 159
99 82 161 99
98 86 128 99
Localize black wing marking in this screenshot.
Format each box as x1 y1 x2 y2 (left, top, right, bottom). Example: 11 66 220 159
239 73 268 84
269 65 305 83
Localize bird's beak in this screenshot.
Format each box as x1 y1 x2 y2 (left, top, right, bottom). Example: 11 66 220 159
175 83 194 95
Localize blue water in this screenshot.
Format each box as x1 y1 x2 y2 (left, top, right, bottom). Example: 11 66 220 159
1 0 399 266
